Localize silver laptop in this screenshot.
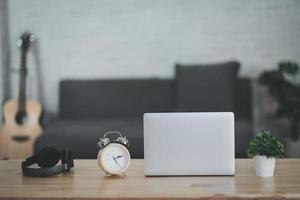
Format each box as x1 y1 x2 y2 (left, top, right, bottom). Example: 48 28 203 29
143 112 235 176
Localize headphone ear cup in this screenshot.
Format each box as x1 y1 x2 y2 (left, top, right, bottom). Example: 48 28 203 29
37 147 60 168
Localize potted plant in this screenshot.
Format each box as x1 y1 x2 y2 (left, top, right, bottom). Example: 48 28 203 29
247 130 285 177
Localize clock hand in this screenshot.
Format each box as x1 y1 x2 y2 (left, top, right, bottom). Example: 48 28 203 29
116 155 124 159
113 157 122 168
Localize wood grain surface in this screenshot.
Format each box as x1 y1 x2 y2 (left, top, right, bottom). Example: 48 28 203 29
0 159 299 200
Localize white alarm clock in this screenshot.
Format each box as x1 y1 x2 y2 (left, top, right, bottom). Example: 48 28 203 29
97 131 131 175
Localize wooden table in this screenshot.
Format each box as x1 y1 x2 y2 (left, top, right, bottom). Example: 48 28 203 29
0 159 299 200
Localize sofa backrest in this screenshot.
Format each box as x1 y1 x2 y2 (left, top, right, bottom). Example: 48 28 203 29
173 61 253 122
174 61 240 112
235 77 253 121
59 79 174 119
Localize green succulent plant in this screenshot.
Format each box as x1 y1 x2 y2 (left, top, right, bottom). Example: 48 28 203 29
247 130 285 158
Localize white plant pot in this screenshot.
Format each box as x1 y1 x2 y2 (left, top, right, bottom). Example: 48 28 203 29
254 155 276 177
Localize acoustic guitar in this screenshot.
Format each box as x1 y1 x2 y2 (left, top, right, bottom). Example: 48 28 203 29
0 32 42 159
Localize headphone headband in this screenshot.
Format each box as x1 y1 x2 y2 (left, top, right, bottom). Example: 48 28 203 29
22 148 74 177
22 162 66 177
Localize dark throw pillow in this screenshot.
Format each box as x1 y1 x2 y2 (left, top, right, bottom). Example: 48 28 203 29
174 61 240 112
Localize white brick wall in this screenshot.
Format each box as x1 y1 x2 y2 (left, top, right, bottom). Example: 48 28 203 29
5 0 300 113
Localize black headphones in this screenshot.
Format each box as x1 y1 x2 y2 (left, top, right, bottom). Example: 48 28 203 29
22 147 74 177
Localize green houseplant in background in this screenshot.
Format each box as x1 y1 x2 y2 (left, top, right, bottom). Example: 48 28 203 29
247 130 285 177
259 61 300 157
259 61 300 141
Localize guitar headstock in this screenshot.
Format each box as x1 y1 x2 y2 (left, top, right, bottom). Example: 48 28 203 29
17 32 35 53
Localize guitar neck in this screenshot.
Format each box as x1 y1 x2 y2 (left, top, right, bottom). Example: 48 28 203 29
18 52 27 111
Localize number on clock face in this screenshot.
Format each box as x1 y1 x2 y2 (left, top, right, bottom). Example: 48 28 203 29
97 143 130 174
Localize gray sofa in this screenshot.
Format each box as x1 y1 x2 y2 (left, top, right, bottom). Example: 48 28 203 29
35 61 253 158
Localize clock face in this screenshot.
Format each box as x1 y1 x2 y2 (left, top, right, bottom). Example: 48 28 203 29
97 143 130 174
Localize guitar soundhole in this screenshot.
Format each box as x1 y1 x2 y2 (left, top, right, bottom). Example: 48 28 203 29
12 135 30 143
15 110 28 125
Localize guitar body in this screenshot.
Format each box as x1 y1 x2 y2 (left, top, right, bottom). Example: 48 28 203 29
0 99 42 159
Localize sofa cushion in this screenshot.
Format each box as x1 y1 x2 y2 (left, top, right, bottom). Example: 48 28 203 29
34 118 144 159
235 119 253 158
175 61 240 112
59 79 174 119
235 78 253 121
34 118 252 159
